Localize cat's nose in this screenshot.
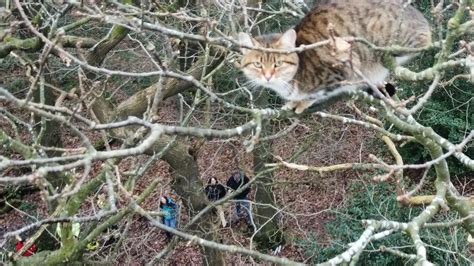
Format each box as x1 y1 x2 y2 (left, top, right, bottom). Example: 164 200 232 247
264 73 272 81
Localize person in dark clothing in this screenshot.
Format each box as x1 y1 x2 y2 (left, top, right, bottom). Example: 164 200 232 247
226 170 253 226
205 177 227 227
205 177 227 201
159 196 178 240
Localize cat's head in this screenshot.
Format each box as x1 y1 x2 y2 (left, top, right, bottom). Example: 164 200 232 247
238 29 299 96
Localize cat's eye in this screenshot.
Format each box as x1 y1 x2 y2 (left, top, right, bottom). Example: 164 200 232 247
274 61 283 67
253 62 262 68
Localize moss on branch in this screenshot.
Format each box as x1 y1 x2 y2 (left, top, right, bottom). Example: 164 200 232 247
0 35 96 58
0 36 43 58
0 129 37 159
85 25 130 67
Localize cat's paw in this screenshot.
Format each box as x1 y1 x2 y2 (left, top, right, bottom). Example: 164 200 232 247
294 106 307 114
282 101 298 111
294 100 313 114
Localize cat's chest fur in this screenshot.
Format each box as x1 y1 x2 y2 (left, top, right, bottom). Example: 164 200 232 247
263 80 302 101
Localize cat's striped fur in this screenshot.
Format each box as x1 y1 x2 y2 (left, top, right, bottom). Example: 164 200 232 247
239 0 431 113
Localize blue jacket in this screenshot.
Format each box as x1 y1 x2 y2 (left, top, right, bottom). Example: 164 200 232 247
161 198 177 219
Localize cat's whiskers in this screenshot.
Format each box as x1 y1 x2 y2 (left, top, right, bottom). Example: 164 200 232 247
241 79 261 90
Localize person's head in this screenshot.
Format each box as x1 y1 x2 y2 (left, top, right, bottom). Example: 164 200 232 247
232 170 242 181
160 196 168 205
15 231 30 242
208 177 218 185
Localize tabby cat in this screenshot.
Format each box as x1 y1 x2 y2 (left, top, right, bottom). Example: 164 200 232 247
238 0 431 113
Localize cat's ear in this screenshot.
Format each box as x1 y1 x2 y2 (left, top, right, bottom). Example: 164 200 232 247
278 29 297 49
238 32 255 55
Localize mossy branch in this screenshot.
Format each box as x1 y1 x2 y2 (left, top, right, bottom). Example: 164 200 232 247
85 25 129 66
0 36 43 58
0 129 37 159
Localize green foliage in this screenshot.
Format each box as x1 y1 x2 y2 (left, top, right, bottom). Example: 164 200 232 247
298 182 471 265
5 78 29 94
213 64 251 105
393 4 472 175
0 57 29 93
19 201 37 214
397 62 473 176
2 185 17 200
260 0 302 33
413 0 437 18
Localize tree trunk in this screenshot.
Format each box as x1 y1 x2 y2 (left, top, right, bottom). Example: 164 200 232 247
252 91 284 251
253 145 285 250
33 79 67 251
146 137 226 265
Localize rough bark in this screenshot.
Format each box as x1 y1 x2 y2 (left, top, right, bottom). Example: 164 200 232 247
33 83 64 180
253 143 285 250
84 25 129 67
252 91 284 250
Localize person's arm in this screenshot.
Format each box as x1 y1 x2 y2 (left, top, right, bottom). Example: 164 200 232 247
243 175 251 196
218 184 226 199
169 200 177 209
